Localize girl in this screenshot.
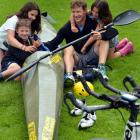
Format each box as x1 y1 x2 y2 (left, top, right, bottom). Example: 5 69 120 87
70 0 133 58
0 2 41 69
0 19 37 81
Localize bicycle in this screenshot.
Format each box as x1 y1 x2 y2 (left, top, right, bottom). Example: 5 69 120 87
64 68 140 140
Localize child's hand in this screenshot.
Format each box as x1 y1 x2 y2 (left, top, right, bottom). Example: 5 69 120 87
33 40 41 48
24 45 37 53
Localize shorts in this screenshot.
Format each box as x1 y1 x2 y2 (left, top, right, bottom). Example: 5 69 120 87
1 56 23 71
76 47 99 68
109 36 119 48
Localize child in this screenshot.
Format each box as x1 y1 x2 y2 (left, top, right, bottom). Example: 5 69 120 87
0 2 41 69
70 0 133 58
0 19 48 81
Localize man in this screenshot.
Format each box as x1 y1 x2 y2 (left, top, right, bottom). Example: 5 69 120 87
46 0 118 82
45 0 118 128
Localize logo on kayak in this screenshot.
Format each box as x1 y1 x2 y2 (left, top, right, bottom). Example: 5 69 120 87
49 54 62 64
42 116 56 140
28 121 37 140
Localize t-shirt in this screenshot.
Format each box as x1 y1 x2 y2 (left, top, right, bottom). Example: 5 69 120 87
0 15 18 51
109 35 119 48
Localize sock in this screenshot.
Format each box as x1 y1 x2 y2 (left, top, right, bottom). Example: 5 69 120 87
66 72 73 76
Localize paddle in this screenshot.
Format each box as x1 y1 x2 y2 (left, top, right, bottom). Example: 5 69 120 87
6 10 140 81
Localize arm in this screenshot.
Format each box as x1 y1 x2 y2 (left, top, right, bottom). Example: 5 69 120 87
81 36 96 54
7 30 36 53
101 27 118 40
70 14 78 33
44 25 67 51
7 30 24 49
81 31 102 54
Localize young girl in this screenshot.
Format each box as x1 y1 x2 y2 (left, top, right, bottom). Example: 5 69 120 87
0 2 41 69
70 0 134 58
0 19 38 81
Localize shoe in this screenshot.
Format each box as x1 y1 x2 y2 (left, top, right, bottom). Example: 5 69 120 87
0 73 4 81
64 73 75 87
78 112 96 129
71 107 83 116
70 99 85 116
115 38 128 51
98 64 108 81
119 42 133 56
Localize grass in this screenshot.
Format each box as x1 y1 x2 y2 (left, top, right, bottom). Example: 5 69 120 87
0 0 140 140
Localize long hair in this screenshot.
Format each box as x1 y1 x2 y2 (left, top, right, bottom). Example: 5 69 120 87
11 2 41 33
91 0 112 25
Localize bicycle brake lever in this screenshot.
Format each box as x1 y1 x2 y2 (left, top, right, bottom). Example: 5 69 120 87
123 75 138 91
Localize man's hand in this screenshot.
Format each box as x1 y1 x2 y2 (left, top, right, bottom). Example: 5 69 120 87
91 31 102 40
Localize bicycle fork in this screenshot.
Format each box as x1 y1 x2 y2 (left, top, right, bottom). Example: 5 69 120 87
124 121 140 140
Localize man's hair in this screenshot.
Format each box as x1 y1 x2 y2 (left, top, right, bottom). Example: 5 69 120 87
71 0 87 10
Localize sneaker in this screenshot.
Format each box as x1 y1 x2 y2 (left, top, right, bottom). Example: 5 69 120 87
64 73 75 87
98 64 108 81
71 107 83 116
70 99 85 116
115 38 128 51
119 42 133 56
0 73 4 81
78 112 97 129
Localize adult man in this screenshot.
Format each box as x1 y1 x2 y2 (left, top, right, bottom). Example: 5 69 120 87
46 0 118 82
45 0 118 128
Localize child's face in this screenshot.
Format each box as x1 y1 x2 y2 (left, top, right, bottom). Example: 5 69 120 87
28 10 38 21
16 26 31 40
91 7 99 19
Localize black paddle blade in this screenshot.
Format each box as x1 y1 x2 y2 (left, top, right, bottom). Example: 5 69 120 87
113 10 140 26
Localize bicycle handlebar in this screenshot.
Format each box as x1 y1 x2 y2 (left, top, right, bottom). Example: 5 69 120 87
64 91 135 114
64 68 140 121
81 68 140 99
64 92 113 113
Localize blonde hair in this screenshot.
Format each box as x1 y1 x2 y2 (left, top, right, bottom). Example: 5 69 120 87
71 0 87 10
16 18 31 31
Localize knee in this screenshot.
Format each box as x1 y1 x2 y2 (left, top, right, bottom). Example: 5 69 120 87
9 63 21 71
64 46 74 57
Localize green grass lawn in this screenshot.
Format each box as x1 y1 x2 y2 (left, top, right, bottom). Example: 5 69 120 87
0 0 140 140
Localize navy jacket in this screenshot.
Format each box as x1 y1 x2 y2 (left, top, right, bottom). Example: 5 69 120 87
45 16 118 53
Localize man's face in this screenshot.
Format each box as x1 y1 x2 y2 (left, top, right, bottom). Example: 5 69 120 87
72 6 87 24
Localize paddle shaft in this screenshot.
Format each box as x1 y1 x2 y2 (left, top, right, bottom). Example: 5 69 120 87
6 10 140 81
6 32 93 81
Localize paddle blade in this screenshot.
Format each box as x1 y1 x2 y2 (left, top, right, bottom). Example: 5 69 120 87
113 10 140 26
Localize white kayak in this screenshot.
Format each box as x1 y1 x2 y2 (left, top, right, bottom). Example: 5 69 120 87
21 14 64 140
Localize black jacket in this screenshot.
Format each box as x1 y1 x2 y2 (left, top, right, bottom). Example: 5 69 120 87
46 16 118 53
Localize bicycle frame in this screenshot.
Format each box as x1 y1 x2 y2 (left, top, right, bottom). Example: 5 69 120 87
64 70 140 140
124 121 140 140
